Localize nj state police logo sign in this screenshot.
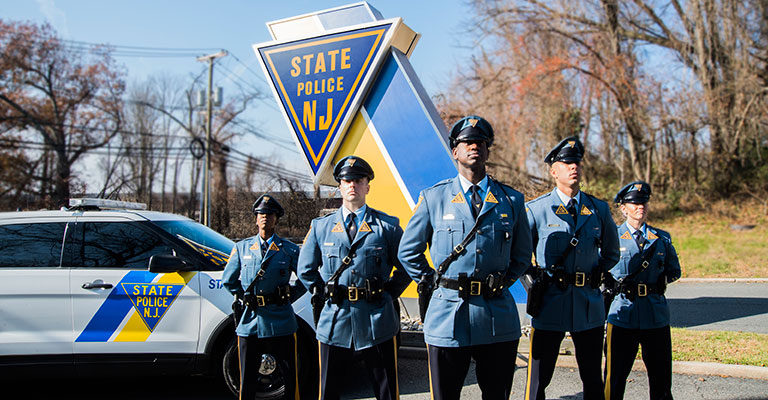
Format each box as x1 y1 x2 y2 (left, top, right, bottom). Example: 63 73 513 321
121 283 184 331
255 21 396 180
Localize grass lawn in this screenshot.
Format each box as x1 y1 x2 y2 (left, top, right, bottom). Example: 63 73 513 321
670 328 768 367
651 199 768 278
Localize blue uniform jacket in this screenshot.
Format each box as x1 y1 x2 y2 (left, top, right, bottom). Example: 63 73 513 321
398 176 532 347
222 235 304 338
297 206 411 351
526 189 620 332
607 224 681 329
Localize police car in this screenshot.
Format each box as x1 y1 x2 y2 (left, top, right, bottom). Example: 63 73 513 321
0 198 317 399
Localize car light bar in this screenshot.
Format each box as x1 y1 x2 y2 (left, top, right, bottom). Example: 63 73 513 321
69 198 148 210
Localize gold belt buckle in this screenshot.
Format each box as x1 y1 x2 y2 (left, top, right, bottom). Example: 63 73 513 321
470 281 482 296
348 286 359 302
575 272 586 287
637 284 647 297
256 295 266 307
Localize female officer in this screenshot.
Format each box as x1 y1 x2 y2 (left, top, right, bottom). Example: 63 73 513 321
604 181 681 400
222 194 306 400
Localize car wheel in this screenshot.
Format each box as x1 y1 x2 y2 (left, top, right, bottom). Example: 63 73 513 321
221 318 318 400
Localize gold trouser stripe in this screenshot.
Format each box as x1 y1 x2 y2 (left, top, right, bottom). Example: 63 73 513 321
426 344 435 400
525 328 535 400
293 333 300 400
237 338 243 400
604 323 614 400
393 336 400 400
317 341 323 400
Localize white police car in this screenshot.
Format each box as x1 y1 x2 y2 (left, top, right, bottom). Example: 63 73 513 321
0 198 317 399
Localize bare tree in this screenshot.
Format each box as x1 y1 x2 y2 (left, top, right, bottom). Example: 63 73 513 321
0 20 125 208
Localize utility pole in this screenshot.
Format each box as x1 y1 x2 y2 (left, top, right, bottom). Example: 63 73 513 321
196 50 227 227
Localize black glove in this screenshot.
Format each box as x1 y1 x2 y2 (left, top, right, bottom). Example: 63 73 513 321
310 284 325 327
416 275 433 323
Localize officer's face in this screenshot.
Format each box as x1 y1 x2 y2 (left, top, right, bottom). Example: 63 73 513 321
339 177 370 205
621 202 649 224
453 140 489 168
256 212 278 233
550 161 581 187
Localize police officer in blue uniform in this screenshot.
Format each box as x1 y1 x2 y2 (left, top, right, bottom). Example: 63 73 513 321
604 181 681 400
524 137 620 400
222 194 306 400
297 155 411 400
398 116 533 400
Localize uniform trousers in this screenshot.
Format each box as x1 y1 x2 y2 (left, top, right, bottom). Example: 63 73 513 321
237 333 298 400
427 340 519 400
525 326 605 400
604 324 673 400
319 337 399 400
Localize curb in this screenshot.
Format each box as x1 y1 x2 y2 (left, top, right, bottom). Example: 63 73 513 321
399 336 768 381
676 278 768 283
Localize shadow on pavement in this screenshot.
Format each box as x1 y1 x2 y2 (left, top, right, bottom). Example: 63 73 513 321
668 297 768 328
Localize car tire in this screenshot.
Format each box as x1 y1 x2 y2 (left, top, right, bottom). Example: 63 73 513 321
221 317 318 400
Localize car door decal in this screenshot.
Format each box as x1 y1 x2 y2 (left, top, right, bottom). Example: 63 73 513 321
76 270 196 342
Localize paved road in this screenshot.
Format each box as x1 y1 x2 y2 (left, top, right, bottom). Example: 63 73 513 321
666 280 768 334
8 280 768 399
12 357 768 400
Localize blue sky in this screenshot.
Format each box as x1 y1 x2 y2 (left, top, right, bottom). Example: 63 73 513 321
3 1 472 189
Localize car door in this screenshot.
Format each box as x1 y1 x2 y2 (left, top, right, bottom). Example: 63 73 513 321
69 216 201 371
0 217 74 367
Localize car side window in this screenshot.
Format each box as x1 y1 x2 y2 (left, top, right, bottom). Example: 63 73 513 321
79 222 175 269
0 222 67 268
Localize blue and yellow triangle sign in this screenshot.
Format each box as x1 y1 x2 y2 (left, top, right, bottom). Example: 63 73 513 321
257 23 391 177
121 283 185 332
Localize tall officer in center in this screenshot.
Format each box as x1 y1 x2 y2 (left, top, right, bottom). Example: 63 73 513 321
398 115 533 400
604 181 681 400
297 156 412 400
222 194 306 400
524 137 620 400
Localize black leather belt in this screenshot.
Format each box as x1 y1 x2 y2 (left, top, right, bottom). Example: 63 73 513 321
548 271 595 287
244 285 291 307
334 284 383 302
619 282 664 298
438 272 506 299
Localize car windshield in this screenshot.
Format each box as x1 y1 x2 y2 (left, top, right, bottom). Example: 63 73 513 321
153 220 234 267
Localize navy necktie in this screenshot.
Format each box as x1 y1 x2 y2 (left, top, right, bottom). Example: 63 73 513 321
634 230 645 249
261 241 267 257
470 185 482 219
567 199 578 224
347 213 357 242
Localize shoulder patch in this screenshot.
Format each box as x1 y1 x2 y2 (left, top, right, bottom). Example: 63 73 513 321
359 221 372 232
229 247 237 258
451 192 465 204
555 204 569 215
331 222 345 233
485 191 498 203
302 226 312 243
620 231 632 240
414 195 423 211
580 205 592 215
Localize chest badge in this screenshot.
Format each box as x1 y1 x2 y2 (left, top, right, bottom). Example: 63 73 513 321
359 221 372 232
331 222 345 233
555 204 568 215
451 192 465 204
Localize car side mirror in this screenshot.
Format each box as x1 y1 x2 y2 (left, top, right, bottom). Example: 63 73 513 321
149 254 190 273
